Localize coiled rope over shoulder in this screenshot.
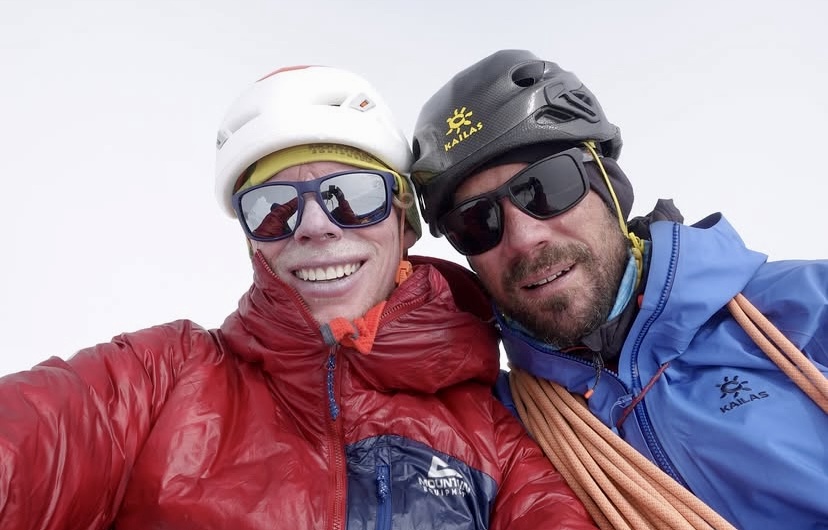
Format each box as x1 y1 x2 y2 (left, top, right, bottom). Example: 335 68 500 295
510 292 828 530
510 368 736 530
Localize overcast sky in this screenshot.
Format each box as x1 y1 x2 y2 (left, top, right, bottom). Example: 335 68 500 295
2 0 825 376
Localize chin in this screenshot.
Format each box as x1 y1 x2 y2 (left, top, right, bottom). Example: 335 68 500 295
310 305 367 324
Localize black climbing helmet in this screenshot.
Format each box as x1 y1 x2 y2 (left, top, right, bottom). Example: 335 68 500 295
411 49 623 237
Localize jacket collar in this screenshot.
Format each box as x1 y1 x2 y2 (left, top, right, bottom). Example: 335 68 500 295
219 253 500 393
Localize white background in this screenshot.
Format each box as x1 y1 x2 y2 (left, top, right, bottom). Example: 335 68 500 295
1 0 825 376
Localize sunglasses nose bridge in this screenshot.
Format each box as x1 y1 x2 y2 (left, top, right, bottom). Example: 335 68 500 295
497 196 553 252
500 195 530 222
292 190 343 239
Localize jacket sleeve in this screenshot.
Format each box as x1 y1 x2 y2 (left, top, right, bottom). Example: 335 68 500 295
0 320 212 530
489 402 598 530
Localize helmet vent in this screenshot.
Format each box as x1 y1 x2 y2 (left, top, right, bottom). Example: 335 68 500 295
536 108 577 124
571 90 593 107
511 62 545 88
561 92 598 119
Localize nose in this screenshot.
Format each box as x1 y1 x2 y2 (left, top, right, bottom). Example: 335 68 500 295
292 193 343 241
498 198 552 256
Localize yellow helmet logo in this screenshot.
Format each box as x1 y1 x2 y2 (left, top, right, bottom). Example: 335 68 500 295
443 106 484 152
445 107 474 135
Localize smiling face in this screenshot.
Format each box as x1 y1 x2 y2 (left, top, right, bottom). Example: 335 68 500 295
249 161 408 324
458 161 629 348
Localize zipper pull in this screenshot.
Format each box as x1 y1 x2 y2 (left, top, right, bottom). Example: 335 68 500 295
584 353 605 399
376 465 390 501
326 352 340 420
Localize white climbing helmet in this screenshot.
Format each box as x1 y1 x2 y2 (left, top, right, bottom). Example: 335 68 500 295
214 65 413 217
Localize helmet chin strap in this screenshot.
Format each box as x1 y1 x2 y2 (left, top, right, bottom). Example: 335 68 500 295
583 141 645 287
395 203 412 285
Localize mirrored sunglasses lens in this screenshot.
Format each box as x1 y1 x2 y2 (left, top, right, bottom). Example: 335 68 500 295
510 155 587 217
442 198 501 255
321 172 389 227
240 185 300 240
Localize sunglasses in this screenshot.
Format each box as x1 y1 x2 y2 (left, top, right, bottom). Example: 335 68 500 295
232 170 398 242
438 147 591 256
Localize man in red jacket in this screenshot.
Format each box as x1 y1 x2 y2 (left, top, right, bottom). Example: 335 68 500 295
0 65 596 530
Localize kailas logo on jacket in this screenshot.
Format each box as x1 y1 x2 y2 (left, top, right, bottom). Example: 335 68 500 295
417 455 471 496
716 374 769 413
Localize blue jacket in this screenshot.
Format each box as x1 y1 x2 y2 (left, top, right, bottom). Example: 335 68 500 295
500 213 828 529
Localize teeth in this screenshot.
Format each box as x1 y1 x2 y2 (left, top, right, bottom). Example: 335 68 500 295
527 267 571 288
295 262 361 281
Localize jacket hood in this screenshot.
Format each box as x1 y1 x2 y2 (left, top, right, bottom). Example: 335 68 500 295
638 213 767 364
219 252 499 394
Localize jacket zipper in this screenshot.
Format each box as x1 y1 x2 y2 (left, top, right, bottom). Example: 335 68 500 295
259 254 426 528
627 223 686 486
375 464 392 530
326 348 347 530
381 291 428 325
323 286 424 530
326 352 341 420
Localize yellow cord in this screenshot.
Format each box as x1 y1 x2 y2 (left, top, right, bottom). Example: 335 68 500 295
582 142 644 286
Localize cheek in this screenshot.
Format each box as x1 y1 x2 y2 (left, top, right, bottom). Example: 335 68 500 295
370 225 404 280
376 229 401 266
250 239 285 264
468 255 500 286
370 215 403 249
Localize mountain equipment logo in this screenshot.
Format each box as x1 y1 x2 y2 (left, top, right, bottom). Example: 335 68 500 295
417 455 471 497
717 374 769 413
443 107 483 152
428 455 463 478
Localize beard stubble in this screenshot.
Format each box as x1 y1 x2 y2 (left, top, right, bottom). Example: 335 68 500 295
498 216 630 349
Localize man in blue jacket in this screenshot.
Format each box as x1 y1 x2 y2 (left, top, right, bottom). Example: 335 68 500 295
410 49 828 529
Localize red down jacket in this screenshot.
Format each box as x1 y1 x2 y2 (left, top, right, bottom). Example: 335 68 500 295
0 254 594 530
